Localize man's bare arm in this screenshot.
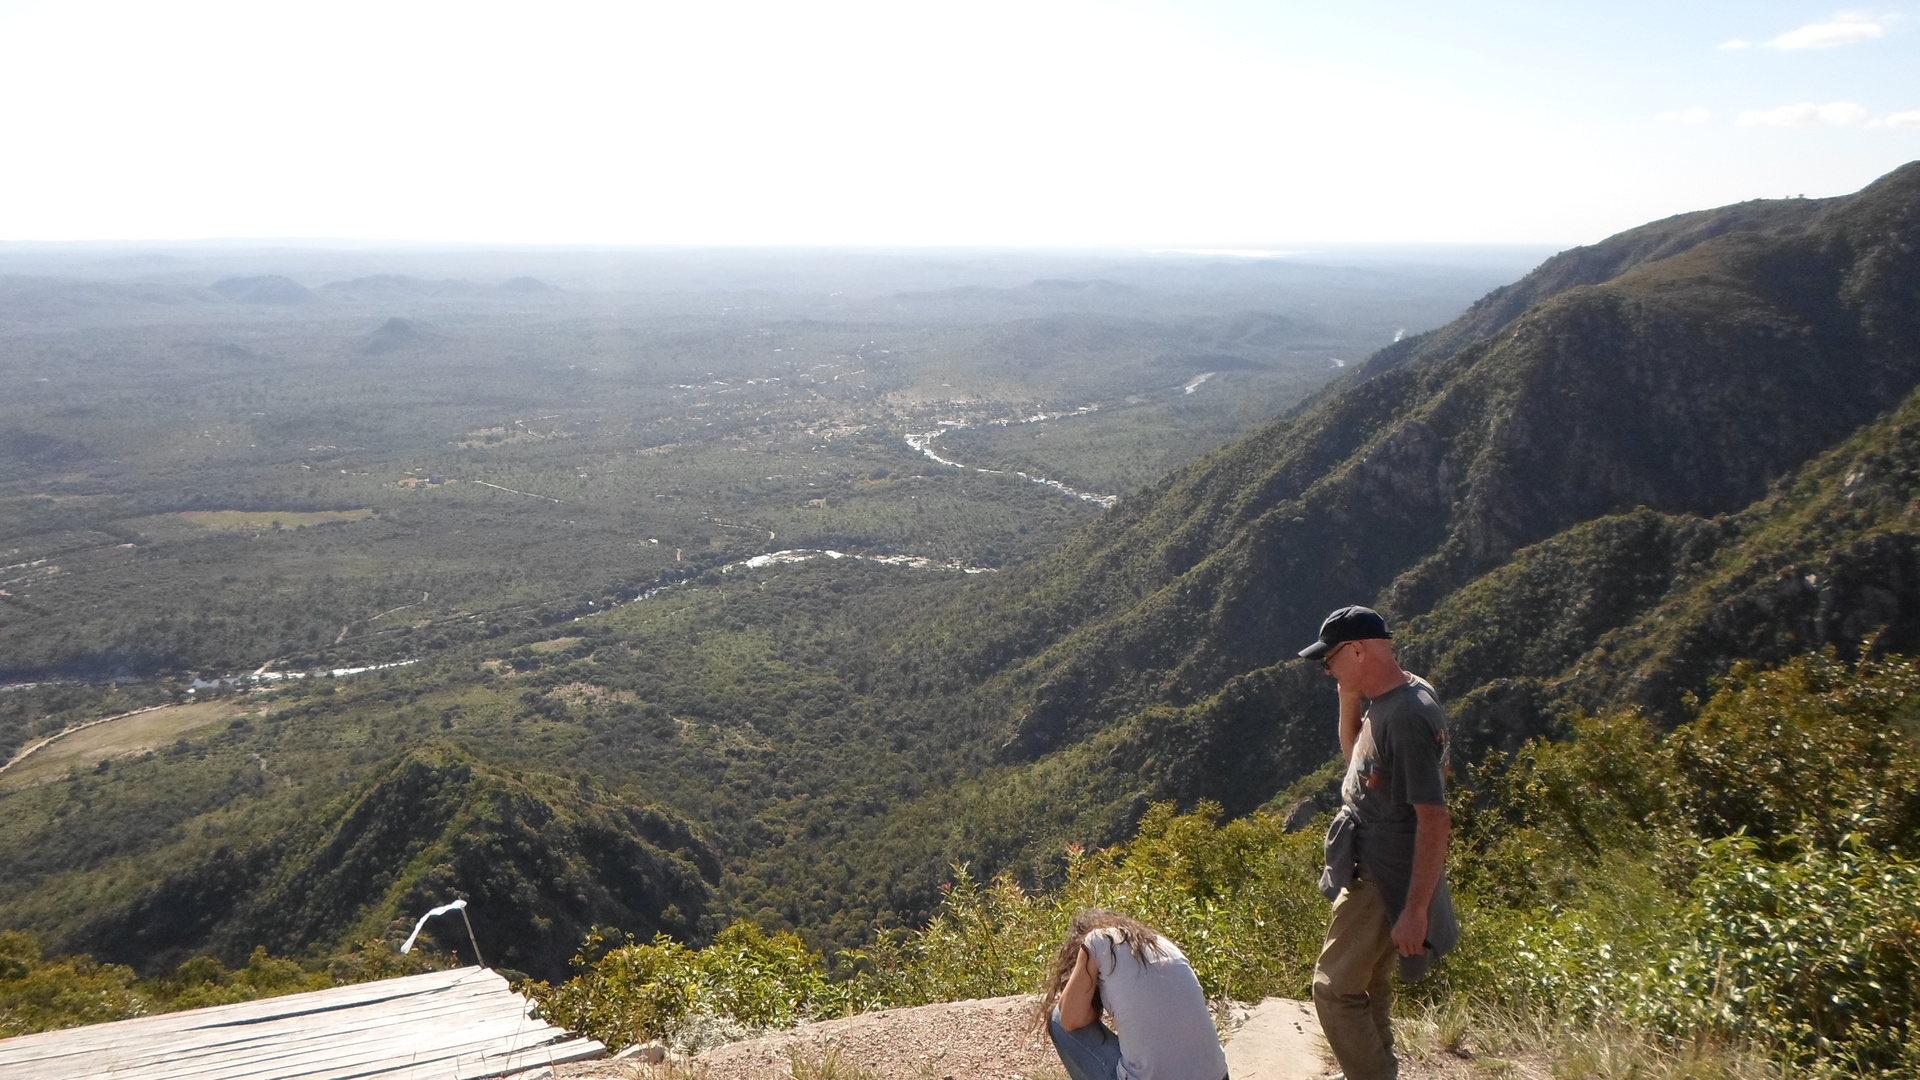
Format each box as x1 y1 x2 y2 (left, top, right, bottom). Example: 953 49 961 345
1338 683 1365 762
1391 803 1450 956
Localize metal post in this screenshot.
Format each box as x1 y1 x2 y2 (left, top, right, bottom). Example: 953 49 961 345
457 904 486 969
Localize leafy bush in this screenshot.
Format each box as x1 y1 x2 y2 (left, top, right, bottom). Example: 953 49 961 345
146 947 334 1011
0 930 144 1037
525 921 866 1052
1636 838 1920 1076
1444 652 1920 1075
1671 654 1920 857
0 931 437 1037
527 803 1324 1049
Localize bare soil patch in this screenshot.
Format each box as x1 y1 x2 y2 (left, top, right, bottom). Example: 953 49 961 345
529 637 585 654
0 700 254 790
176 509 374 530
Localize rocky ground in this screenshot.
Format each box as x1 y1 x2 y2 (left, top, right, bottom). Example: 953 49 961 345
556 994 1550 1080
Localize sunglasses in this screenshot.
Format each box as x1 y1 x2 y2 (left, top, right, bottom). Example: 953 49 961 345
1320 642 1355 671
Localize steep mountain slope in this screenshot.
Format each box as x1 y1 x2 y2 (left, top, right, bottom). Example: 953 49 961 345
933 162 1920 824
1347 372 1920 762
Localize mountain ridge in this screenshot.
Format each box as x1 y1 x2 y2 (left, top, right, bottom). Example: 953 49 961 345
45 748 717 980
928 161 1920 835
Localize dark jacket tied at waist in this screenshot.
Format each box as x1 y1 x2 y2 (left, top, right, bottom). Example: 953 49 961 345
1319 806 1460 981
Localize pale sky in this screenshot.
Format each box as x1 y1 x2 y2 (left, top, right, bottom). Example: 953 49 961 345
0 0 1914 247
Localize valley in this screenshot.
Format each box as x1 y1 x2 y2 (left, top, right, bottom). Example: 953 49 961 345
0 244 1533 976
1 252 1513 694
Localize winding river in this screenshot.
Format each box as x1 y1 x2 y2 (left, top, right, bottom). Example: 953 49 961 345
904 423 1119 508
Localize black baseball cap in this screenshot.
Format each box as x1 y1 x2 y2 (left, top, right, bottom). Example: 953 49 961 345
1298 605 1391 659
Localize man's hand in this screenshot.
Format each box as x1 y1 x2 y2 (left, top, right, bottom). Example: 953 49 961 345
1391 905 1429 957
1396 802 1451 956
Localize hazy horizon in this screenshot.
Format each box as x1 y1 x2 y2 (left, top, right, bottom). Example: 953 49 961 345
2 1 1914 249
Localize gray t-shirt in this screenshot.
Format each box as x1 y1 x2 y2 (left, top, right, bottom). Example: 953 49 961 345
1084 928 1228 1080
1340 673 1448 825
1323 674 1459 976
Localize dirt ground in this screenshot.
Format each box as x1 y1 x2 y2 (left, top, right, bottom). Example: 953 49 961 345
556 995 1551 1080
563 996 1063 1080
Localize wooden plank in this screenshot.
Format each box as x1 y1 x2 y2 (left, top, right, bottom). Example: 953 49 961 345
13 1005 601 1080
70 998 546 1077
0 969 481 1061
123 1006 560 1068
102 1007 545 1080
0 970 494 1068
63 989 529 1068
450 1037 610 1080
0 967 603 1080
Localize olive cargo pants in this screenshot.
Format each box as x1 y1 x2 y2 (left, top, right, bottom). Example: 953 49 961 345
1312 877 1399 1080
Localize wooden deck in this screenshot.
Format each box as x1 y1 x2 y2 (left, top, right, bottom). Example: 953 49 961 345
0 967 604 1079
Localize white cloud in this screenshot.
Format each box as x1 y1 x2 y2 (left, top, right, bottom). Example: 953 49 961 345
1872 110 1920 128
1767 15 1886 49
1737 101 1871 127
1657 107 1715 124
1716 37 1753 49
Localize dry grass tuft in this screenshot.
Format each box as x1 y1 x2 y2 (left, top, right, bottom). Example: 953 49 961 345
1393 1002 1781 1080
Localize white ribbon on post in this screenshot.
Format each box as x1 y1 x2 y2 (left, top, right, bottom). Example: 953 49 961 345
399 898 486 967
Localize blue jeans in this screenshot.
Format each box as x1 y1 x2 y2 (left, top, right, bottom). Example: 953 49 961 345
1049 1009 1123 1080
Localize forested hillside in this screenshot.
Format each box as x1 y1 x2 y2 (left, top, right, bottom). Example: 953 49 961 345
904 162 1920 863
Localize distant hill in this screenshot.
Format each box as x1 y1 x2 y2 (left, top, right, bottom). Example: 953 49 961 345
359 316 437 354
937 160 1920 829
1149 352 1267 371
210 276 310 303
320 274 557 297
896 278 1139 303
887 278 1155 320
0 276 205 317
500 276 557 293
319 275 484 299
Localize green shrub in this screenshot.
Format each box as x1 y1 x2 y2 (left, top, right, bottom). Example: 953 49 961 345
0 931 432 1037
1635 838 1920 1076
149 946 333 1011
530 803 1326 1048
0 931 144 1037
524 921 857 1051
525 931 700 1050
1672 653 1920 857
1445 652 1920 1076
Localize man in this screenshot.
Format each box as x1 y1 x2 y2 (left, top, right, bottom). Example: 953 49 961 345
1298 605 1458 1080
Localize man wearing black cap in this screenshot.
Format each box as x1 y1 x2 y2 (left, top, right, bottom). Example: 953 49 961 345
1299 606 1457 1080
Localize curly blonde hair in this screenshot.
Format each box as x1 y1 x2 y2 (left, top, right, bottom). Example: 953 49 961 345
1033 909 1167 1030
